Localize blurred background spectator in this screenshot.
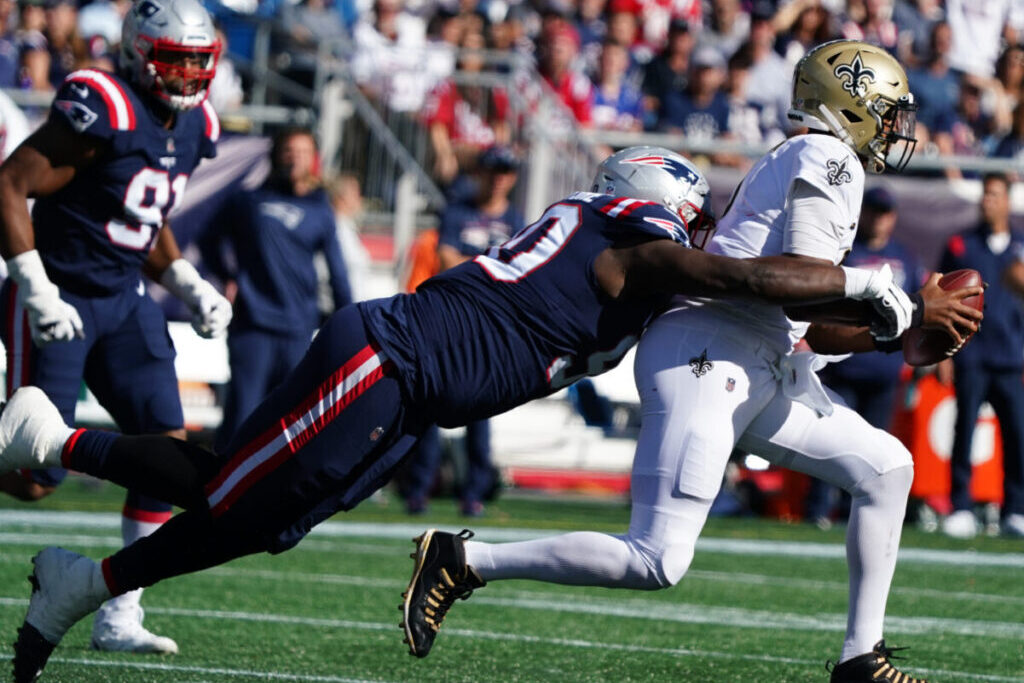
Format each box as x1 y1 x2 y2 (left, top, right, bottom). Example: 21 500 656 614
591 39 644 131
938 173 1024 540
641 17 693 129
423 28 511 185
774 0 838 68
199 128 352 452
538 22 594 126
401 145 523 517
659 44 729 142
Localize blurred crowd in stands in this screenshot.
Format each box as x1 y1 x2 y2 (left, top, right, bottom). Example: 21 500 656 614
0 0 1020 181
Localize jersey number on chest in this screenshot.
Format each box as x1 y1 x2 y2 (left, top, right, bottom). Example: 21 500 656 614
106 168 188 250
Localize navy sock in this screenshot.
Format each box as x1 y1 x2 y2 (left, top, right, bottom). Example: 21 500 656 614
65 430 119 473
67 433 221 510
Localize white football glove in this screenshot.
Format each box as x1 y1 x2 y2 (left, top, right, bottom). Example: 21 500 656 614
8 250 84 346
160 259 232 339
841 264 916 341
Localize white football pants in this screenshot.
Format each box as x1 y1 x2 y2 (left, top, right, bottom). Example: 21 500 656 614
465 308 914 663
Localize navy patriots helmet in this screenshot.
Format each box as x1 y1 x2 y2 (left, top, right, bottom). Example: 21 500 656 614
591 146 716 249
121 0 221 111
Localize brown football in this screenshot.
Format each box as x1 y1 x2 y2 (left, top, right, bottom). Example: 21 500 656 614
902 269 984 367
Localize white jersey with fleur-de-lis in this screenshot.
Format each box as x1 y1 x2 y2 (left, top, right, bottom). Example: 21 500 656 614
675 133 864 355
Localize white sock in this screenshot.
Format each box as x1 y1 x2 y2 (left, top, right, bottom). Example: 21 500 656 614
465 531 658 586
99 516 163 613
840 465 914 663
122 516 163 546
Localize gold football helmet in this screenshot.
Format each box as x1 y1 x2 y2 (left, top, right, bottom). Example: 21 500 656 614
789 40 917 174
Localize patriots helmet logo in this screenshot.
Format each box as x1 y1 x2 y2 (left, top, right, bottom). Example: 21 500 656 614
54 100 98 133
643 216 690 246
624 155 701 186
833 52 876 98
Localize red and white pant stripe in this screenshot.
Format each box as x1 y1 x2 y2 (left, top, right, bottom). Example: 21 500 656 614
204 344 390 516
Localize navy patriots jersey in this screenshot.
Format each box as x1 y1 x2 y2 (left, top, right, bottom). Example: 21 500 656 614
33 68 219 296
360 192 691 426
199 182 352 335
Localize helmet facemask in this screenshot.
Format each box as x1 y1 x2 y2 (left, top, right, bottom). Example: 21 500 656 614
676 199 716 250
139 36 220 110
865 93 918 174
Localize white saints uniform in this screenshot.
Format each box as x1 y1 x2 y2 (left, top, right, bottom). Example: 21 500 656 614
464 135 916 665
461 41 930 679
626 134 914 659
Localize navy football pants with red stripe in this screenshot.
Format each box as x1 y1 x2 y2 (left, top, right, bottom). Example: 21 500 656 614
65 305 426 592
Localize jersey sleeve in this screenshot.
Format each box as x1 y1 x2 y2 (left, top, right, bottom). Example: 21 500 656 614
783 138 864 262
595 196 691 246
50 70 137 141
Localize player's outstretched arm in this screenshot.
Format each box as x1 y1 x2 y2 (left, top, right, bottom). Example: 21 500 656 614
605 240 849 304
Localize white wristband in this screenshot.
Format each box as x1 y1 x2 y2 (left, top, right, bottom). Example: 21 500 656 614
841 264 893 300
159 258 205 308
7 249 55 297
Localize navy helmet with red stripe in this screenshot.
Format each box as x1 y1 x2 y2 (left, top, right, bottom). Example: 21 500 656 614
120 0 220 111
591 146 716 249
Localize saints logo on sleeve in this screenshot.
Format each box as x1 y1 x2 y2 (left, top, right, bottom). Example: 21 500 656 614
826 158 853 186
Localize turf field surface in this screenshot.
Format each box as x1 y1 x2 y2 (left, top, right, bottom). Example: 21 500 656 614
1 482 1022 682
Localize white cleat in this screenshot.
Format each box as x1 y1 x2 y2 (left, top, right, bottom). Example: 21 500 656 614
25 548 111 643
13 548 112 682
0 386 74 474
1001 513 1024 539
92 591 178 654
941 509 979 539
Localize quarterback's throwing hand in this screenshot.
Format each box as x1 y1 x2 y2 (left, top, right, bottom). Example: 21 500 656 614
915 272 984 345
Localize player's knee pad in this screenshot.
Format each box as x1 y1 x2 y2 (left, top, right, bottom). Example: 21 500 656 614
850 462 914 503
624 536 696 590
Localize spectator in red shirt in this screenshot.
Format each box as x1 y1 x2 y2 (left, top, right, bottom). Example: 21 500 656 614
538 23 594 125
423 30 510 184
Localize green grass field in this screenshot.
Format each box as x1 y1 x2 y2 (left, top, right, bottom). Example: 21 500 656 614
1 478 1022 682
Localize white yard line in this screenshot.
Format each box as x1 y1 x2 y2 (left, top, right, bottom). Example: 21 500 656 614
0 655 390 683
0 609 1017 683
2 510 1023 568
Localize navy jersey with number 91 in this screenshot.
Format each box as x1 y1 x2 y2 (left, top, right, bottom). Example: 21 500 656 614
33 68 219 296
359 191 692 427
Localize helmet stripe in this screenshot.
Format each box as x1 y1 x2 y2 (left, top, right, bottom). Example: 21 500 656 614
67 69 135 131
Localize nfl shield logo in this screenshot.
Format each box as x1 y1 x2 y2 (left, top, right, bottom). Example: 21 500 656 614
726 378 735 392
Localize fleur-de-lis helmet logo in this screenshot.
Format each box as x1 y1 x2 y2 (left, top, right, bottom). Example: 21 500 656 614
833 52 876 98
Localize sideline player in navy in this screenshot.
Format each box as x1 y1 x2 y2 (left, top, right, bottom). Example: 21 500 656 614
199 127 352 453
402 145 524 516
0 0 228 656
0 147 982 682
